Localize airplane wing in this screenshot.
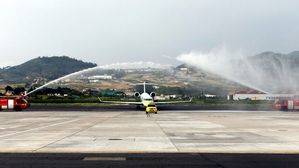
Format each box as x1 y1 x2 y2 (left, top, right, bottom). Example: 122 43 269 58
154 98 193 105
98 97 143 105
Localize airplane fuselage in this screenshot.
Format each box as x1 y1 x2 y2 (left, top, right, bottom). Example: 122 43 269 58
99 82 191 111
140 93 155 107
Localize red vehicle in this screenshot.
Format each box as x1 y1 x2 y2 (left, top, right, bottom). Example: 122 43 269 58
274 99 299 111
0 96 29 111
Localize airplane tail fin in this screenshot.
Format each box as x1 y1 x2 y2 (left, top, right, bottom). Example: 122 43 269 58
135 82 156 93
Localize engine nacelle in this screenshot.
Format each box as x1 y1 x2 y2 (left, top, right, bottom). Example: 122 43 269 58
134 92 140 97
150 92 156 98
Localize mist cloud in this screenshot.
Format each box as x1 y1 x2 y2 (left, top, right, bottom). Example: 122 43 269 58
177 47 299 94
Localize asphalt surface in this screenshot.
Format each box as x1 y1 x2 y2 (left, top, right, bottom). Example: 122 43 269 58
1 153 299 168
29 103 273 111
0 110 298 167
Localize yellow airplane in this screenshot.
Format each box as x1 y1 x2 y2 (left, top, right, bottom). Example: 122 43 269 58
98 82 192 114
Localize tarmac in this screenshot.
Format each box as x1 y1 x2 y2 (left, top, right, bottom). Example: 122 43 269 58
0 110 298 153
0 110 299 167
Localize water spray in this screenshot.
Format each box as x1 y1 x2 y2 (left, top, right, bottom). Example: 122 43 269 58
25 61 171 96
177 47 298 94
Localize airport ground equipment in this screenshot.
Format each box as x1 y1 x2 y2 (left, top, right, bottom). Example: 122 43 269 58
0 96 29 111
146 103 158 114
274 99 299 111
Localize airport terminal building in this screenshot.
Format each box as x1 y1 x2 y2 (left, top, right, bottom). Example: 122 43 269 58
228 90 299 101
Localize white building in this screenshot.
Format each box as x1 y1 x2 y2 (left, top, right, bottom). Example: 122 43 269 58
88 75 112 83
205 94 216 98
228 90 298 101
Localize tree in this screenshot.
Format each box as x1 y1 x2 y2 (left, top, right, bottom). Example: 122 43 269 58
5 86 14 92
14 87 26 95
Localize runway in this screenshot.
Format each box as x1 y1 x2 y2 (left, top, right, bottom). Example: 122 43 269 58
0 110 299 167
0 110 299 153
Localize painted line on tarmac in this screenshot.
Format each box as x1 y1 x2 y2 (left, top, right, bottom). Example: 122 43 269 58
0 119 80 138
83 156 126 161
153 118 180 152
34 113 123 152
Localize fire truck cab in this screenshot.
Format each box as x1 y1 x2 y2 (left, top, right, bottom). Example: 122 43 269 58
274 99 299 111
0 97 29 111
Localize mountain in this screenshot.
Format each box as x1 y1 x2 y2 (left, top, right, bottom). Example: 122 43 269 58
0 56 97 83
50 62 245 96
1 51 299 95
170 50 299 94
238 51 299 93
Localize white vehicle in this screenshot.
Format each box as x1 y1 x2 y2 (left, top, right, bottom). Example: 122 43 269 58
98 82 192 113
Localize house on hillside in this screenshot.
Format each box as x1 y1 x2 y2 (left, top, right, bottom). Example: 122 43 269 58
204 94 217 98
228 90 266 100
88 75 113 83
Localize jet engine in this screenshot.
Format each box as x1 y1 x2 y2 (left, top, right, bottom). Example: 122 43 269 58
150 92 156 98
134 92 140 97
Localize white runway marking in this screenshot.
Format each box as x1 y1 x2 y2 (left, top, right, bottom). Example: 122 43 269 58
0 119 79 138
0 111 298 153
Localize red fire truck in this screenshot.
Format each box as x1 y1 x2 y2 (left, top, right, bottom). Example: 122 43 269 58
274 99 299 111
0 96 29 111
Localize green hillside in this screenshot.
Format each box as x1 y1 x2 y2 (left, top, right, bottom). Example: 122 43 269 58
1 51 298 95
0 56 97 83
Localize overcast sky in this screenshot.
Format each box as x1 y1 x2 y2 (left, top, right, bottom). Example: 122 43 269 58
0 0 298 67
